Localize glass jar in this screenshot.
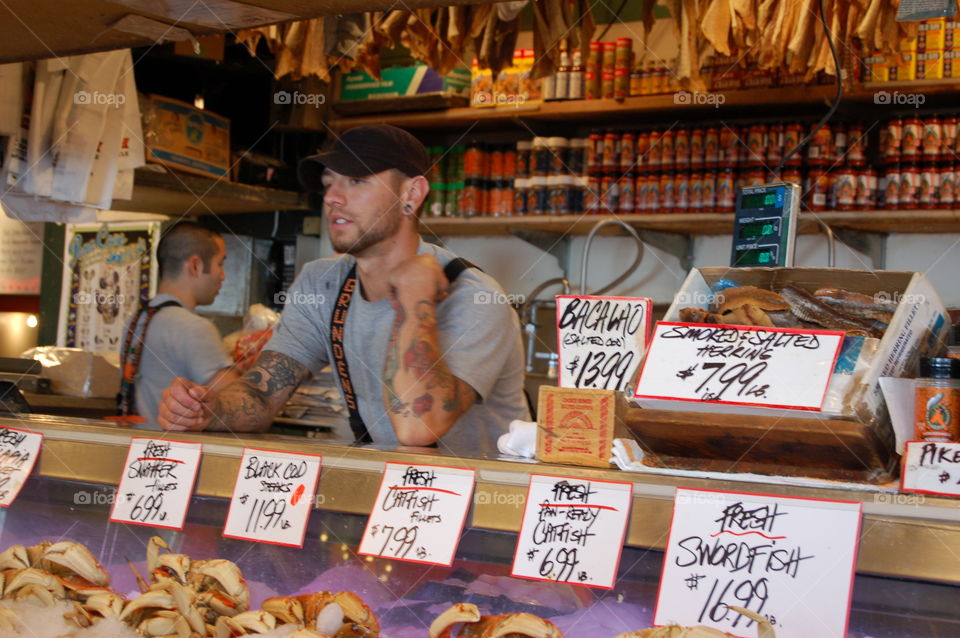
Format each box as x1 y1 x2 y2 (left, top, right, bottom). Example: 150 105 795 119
914 357 960 442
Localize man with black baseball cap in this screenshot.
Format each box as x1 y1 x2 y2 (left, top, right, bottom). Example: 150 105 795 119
158 125 529 457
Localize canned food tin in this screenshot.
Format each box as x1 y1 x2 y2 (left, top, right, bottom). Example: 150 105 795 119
674 172 690 212
716 168 735 212
834 168 857 211
746 124 767 165
602 133 620 171
619 174 635 212
584 175 601 213
660 129 676 169
619 133 636 172
601 175 619 212
647 132 663 169
701 171 717 211
704 127 720 167
646 173 661 211
629 68 643 97
516 140 532 178
882 118 903 162
922 116 943 157
766 124 784 167
882 167 900 209
806 169 829 211
660 172 675 213
846 124 867 165
902 116 923 158
601 70 615 99
689 172 703 210
719 126 740 167
587 133 603 172
533 137 552 175
806 124 832 166
489 148 504 180
635 132 650 172
690 128 705 168
855 168 878 210
783 123 804 165
942 116 958 161
464 143 485 179
939 164 956 209
919 164 940 209
899 163 921 209
674 128 691 169
614 66 629 100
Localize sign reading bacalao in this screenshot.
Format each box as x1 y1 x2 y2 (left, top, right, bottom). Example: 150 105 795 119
635 322 844 410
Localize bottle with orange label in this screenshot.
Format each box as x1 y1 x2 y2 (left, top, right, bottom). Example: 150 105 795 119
914 357 960 442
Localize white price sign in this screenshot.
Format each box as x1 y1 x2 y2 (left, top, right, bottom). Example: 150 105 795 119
223 448 321 548
358 463 476 566
634 322 844 410
656 489 861 638
511 475 632 589
902 441 960 496
109 438 202 529
556 295 652 393
0 427 42 507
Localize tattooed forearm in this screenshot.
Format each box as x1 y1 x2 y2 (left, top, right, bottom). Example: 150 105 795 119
205 350 309 432
383 294 478 443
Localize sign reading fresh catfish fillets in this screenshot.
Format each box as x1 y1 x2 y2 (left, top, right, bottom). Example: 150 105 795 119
902 440 960 496
656 488 861 638
358 463 476 566
110 438 202 529
556 295 652 393
0 427 42 507
634 322 845 410
223 448 321 547
511 475 632 589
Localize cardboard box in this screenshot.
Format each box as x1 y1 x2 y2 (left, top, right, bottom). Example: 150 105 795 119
644 268 950 436
28 347 120 398
862 53 890 82
888 51 916 81
141 95 230 180
916 50 944 79
537 386 632 468
339 64 471 102
944 49 960 79
918 18 946 51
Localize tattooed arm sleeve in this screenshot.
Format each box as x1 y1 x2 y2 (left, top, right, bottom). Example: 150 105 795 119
383 294 478 446
204 350 311 433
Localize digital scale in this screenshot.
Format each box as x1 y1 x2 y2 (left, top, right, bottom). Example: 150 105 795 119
730 181 801 268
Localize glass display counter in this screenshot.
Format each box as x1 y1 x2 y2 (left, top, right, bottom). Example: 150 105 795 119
4 414 960 637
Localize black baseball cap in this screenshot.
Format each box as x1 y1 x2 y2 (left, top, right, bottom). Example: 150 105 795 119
298 125 429 190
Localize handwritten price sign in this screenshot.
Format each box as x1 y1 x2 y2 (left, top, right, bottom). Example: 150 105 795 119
358 463 476 566
655 489 861 638
556 295 652 393
634 322 844 410
0 427 42 507
511 475 632 589
223 448 321 548
902 441 960 496
110 438 202 529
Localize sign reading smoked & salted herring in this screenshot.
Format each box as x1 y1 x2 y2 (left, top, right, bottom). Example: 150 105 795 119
511 474 632 589
110 438 202 529
902 440 960 497
556 295 652 393
655 488 861 638
223 448 321 547
358 463 476 566
634 322 844 410
0 427 42 507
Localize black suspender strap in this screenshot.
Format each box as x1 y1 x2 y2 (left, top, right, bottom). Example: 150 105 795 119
330 256 480 445
330 264 371 444
116 299 182 418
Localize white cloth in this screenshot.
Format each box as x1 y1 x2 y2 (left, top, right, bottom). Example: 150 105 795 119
497 419 537 458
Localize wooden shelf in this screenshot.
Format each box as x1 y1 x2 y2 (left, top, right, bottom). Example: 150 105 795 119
419 210 960 238
110 167 310 216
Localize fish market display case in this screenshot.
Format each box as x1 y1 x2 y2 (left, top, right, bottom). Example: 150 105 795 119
5 414 960 637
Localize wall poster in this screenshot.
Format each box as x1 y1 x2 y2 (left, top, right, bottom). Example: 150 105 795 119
57 222 160 352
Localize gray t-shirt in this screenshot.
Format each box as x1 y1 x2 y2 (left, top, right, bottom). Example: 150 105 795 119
129 293 231 429
265 241 530 456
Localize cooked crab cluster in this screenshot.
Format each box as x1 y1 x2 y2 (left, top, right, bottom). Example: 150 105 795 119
0 537 382 638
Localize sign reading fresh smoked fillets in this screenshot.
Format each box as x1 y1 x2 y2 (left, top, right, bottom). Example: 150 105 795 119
635 322 845 410
556 295 652 393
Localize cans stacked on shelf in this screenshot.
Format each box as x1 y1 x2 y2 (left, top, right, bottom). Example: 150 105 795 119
878 115 958 210
425 142 522 217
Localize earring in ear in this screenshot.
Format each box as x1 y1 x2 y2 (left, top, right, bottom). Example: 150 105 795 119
403 204 413 212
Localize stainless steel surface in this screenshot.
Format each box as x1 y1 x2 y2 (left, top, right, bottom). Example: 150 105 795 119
4 413 960 587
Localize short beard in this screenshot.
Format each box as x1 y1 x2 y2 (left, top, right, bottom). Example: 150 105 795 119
331 205 402 255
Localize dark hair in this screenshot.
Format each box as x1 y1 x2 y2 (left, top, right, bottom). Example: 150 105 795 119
157 222 221 280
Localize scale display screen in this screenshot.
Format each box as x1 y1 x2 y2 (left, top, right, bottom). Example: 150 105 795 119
730 182 800 268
